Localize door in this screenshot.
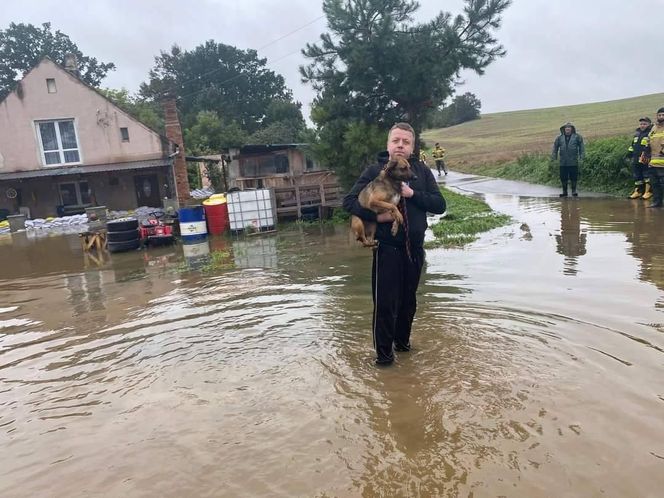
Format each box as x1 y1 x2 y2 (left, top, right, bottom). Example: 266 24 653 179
134 174 161 207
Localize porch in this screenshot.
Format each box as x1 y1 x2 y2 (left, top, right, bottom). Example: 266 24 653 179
274 182 343 220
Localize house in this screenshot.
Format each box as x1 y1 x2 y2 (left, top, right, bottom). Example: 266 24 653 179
0 56 190 219
225 143 332 190
223 143 341 219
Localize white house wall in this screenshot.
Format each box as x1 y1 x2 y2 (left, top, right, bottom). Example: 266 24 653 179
0 59 168 173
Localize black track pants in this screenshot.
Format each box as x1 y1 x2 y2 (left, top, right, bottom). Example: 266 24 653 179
560 166 579 193
371 244 425 363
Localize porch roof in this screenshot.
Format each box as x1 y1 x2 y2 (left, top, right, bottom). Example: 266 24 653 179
0 158 173 181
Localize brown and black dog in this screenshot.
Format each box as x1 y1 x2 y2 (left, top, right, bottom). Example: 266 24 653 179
351 156 415 247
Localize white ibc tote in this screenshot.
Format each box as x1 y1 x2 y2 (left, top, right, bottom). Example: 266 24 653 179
226 189 277 232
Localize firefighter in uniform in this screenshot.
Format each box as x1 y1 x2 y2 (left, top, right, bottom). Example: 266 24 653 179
627 117 653 199
432 142 447 175
646 108 664 208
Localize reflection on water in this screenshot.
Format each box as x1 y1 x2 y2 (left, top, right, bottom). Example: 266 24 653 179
555 200 587 275
1 202 664 497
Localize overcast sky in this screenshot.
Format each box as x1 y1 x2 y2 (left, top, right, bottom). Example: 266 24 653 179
2 0 664 118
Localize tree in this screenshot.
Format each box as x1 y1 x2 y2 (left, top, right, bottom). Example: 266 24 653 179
0 22 115 100
99 88 164 132
452 92 482 124
248 99 307 144
301 0 510 185
140 41 295 135
185 111 247 155
426 92 482 128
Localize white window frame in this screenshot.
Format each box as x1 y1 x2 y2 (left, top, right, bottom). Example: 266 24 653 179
35 118 82 167
46 78 57 93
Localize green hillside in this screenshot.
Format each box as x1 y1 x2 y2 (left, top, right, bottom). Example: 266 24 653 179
422 93 664 168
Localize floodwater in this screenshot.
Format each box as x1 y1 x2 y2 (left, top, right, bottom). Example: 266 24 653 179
1 173 664 497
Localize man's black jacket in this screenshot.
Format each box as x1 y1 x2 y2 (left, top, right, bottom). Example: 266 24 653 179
342 152 446 248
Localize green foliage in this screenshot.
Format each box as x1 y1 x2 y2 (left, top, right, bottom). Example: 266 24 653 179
263 100 306 129
140 41 295 135
185 111 247 154
472 136 633 195
427 187 511 248
426 92 482 129
301 0 509 187
187 164 202 190
204 163 225 193
248 120 301 144
0 22 115 100
99 87 164 132
329 207 351 223
311 121 387 190
580 136 632 193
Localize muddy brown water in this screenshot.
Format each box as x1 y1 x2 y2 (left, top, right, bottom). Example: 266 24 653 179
1 178 664 497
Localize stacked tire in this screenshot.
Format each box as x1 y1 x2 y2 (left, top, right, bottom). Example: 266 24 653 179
106 218 140 253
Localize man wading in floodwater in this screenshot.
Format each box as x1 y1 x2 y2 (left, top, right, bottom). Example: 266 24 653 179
343 123 446 366
551 122 585 197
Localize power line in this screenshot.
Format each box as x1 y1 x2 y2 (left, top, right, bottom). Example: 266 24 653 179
256 15 325 52
157 15 324 97
177 48 304 101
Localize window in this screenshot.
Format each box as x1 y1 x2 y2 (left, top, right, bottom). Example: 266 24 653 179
46 78 57 93
36 119 81 166
240 154 290 177
59 181 91 206
120 127 129 142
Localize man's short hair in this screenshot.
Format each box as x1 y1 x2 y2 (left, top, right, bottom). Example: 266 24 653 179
389 122 415 137
639 117 652 123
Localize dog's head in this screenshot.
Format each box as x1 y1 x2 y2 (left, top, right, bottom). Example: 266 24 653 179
384 157 414 181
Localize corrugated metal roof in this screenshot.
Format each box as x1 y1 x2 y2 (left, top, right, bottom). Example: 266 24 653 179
0 158 173 180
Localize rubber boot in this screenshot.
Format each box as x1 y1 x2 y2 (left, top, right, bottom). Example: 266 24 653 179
648 182 663 207
642 182 653 200
559 181 568 197
629 184 643 199
571 181 578 197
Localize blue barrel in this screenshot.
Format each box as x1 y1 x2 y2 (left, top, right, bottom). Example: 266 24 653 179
178 206 208 243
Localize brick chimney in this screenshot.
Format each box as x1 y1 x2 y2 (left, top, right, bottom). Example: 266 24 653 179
63 53 80 77
161 94 190 202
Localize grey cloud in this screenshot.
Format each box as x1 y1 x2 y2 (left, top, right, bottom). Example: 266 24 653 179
1 0 661 119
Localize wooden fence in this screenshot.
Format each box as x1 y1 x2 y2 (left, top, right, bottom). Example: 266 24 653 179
274 182 343 220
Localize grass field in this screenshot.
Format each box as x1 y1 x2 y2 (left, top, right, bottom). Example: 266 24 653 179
421 92 664 169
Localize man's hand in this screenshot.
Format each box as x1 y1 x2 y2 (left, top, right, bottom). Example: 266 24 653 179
377 212 394 223
401 182 414 198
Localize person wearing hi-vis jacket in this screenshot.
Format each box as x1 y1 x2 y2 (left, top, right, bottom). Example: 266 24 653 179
645 108 664 208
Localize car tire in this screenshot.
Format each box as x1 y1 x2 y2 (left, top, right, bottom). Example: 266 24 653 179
107 228 140 243
108 239 141 253
107 217 139 232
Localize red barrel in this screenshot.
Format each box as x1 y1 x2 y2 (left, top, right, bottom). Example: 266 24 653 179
203 195 229 235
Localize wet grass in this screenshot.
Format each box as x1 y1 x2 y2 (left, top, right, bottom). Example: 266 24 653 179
421 92 664 168
426 188 511 249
